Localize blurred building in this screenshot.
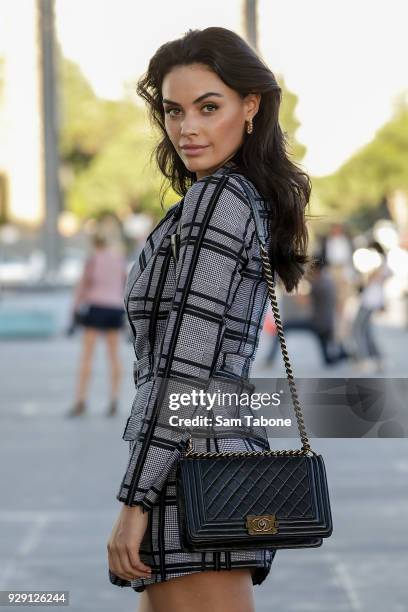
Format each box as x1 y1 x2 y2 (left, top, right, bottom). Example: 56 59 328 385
0 0 44 227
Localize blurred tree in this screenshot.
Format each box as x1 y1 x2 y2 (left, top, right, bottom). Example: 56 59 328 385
58 55 177 220
312 94 408 226
277 74 307 162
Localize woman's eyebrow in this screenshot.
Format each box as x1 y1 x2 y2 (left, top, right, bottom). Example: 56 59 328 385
162 92 224 106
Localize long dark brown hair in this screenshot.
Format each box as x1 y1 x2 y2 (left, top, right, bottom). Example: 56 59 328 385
136 26 313 292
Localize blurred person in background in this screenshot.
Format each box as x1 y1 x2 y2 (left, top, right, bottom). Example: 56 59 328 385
351 241 393 373
264 258 350 367
320 223 356 342
66 233 128 418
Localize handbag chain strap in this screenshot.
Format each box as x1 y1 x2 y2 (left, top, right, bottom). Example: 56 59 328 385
178 173 315 458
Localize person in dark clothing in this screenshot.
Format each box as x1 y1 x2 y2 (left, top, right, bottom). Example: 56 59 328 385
265 259 350 366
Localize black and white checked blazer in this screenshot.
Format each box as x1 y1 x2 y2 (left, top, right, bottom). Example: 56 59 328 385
116 160 274 511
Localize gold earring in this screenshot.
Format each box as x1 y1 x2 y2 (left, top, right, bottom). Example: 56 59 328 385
246 118 253 134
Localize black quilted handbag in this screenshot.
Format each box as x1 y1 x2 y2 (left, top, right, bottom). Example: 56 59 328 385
173 174 333 552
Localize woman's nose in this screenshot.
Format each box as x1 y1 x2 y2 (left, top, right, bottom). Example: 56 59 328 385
180 116 199 135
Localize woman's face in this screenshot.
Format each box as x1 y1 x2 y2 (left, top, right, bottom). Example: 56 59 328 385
162 63 260 179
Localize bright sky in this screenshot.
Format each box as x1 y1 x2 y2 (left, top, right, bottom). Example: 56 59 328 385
52 0 407 176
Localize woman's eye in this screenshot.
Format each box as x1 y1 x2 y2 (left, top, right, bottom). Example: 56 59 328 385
202 103 218 112
164 104 218 117
164 108 180 116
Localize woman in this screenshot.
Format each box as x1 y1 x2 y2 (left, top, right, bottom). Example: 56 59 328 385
67 234 128 417
107 27 312 612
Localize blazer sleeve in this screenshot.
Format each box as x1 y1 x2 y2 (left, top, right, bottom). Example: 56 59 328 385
116 173 256 511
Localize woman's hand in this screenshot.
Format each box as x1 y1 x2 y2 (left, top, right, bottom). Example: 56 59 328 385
107 504 152 581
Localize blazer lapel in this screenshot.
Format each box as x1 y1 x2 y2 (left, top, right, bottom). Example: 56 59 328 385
124 199 183 304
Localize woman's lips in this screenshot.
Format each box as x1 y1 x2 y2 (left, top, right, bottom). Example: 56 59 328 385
181 146 209 156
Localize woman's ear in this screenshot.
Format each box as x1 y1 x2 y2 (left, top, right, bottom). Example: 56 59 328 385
244 92 261 120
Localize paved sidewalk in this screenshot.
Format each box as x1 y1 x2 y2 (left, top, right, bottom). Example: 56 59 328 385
1 289 407 611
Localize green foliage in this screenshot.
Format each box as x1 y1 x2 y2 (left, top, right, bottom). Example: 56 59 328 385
312 94 408 226
58 55 176 220
277 74 307 161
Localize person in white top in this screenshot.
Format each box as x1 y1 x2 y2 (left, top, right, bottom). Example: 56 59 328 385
351 242 392 372
360 263 392 310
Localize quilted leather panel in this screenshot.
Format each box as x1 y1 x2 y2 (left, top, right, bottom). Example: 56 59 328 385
202 456 314 520
176 453 333 551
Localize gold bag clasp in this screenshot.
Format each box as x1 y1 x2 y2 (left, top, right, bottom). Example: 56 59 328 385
246 514 279 535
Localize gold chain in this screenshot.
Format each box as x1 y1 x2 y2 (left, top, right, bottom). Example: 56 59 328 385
185 438 316 457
